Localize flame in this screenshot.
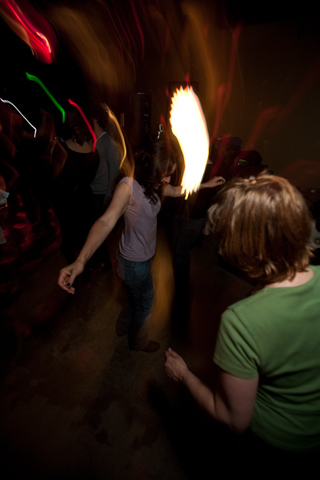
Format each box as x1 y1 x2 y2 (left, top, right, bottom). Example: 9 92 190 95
170 86 209 198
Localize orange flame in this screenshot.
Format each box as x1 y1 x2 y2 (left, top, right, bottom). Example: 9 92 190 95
170 86 209 198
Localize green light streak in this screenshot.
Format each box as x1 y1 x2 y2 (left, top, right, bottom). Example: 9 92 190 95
25 72 65 123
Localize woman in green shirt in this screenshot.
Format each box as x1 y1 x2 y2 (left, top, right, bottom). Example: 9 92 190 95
165 172 320 465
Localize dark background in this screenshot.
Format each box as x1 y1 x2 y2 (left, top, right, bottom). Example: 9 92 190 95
1 0 320 185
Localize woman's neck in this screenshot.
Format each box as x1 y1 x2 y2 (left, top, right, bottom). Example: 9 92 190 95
65 138 92 153
265 267 314 289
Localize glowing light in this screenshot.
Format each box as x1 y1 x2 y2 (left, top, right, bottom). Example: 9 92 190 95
68 99 97 152
102 103 126 169
0 0 57 63
170 86 209 198
48 6 122 95
0 97 37 137
25 72 65 123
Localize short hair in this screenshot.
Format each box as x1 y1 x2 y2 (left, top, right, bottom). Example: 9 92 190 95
206 172 313 285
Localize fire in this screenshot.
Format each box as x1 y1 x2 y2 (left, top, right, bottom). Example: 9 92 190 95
170 86 209 198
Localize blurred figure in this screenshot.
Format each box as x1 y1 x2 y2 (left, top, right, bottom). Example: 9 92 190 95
58 134 224 352
53 108 99 263
87 106 122 270
58 136 175 352
90 105 122 214
169 151 226 335
165 172 320 470
0 106 62 305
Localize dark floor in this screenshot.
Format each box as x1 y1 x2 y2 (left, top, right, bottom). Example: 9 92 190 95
0 225 253 480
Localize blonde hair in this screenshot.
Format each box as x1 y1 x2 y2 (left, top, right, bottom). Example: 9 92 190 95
206 172 312 285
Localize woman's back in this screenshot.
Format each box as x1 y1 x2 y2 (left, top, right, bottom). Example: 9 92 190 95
118 177 160 262
214 264 320 452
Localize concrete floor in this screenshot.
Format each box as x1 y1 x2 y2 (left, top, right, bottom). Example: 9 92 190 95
0 224 253 480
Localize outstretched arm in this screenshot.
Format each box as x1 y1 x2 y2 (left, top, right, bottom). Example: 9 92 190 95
162 176 225 197
165 348 258 433
199 176 226 190
58 182 131 294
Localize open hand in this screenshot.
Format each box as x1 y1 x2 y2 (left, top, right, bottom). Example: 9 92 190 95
165 348 189 382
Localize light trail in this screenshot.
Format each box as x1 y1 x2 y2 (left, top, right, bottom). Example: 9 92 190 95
170 86 209 198
25 72 65 123
0 97 37 137
68 99 97 152
101 103 127 169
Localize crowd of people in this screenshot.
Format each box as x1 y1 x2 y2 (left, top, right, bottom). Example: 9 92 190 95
0 100 122 303
57 120 319 464
1 97 319 467
57 132 225 351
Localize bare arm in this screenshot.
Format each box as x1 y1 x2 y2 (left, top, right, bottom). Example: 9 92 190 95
58 182 131 293
162 176 226 198
199 176 226 189
162 183 183 197
165 348 258 433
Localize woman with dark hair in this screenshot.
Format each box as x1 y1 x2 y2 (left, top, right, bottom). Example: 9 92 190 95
58 136 225 352
165 172 320 465
53 108 99 263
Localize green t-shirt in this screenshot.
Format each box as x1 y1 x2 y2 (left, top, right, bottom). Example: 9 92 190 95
213 265 320 453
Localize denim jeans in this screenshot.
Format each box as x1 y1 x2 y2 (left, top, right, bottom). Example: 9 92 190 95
116 253 154 349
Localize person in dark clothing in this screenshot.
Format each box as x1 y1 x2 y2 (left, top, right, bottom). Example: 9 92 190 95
53 108 99 263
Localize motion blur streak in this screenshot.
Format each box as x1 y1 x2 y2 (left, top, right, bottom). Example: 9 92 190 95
102 104 127 169
243 106 280 151
148 4 172 68
170 86 209 199
270 55 320 133
181 3 216 112
25 72 65 123
0 0 57 63
211 23 243 143
279 159 320 188
0 98 37 137
129 0 145 60
68 99 97 152
48 5 134 100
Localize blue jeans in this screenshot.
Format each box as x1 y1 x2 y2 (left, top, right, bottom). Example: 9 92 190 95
116 253 154 349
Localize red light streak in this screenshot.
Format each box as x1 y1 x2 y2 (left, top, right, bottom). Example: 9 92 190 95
0 0 57 64
68 99 97 152
270 55 320 134
129 0 144 59
243 106 280 151
211 23 243 144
